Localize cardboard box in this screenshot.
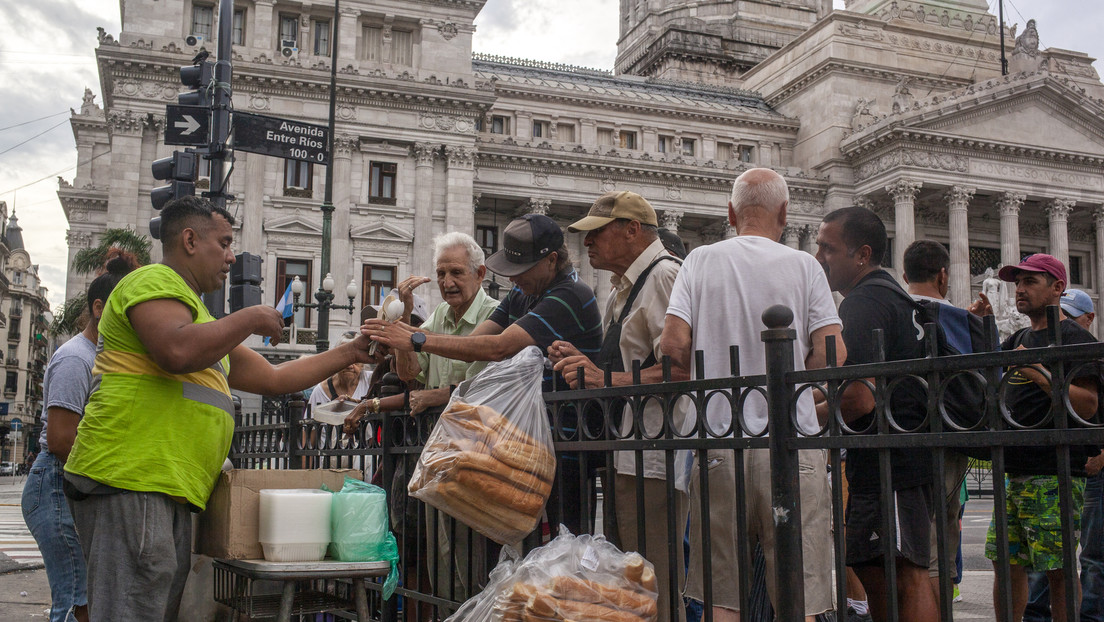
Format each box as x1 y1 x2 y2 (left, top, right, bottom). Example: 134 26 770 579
195 468 361 560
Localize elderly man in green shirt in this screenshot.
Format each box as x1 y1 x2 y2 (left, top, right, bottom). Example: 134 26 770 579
389 231 500 599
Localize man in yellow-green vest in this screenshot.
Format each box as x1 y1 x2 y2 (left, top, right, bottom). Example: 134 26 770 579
64 196 375 622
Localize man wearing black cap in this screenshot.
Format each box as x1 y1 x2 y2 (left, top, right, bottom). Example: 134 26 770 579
974 253 1099 622
364 213 602 380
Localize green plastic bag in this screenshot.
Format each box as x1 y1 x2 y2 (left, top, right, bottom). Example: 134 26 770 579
327 477 400 599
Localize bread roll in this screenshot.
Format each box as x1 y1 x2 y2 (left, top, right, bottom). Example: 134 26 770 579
492 439 556 482
624 554 646 584
437 481 538 538
454 468 546 516
535 595 649 622
453 451 552 497
495 583 540 622
548 576 658 618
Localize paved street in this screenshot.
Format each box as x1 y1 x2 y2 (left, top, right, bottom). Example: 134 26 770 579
0 475 41 571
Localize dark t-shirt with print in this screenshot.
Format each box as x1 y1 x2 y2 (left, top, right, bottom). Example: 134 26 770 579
489 269 603 391
839 270 933 493
1001 319 1100 477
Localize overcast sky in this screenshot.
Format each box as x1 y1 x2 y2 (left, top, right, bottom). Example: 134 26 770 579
0 0 1099 311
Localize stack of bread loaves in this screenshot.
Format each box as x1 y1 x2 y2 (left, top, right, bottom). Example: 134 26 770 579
445 530 659 622
408 401 556 544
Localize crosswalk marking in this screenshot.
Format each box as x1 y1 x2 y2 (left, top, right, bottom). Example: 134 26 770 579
0 502 42 566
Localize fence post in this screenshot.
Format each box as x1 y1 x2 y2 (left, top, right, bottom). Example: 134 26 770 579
761 304 804 621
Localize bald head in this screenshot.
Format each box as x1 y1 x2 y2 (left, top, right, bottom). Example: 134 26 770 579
730 168 789 216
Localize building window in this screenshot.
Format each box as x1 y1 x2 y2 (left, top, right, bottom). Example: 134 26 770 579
364 25 383 61
491 116 509 135
191 5 214 38
658 135 672 154
5 372 16 394
738 145 754 162
9 301 20 318
557 123 575 142
597 128 614 147
681 138 696 157
284 160 312 194
276 259 311 328
619 131 637 150
532 121 547 139
1070 255 1085 285
392 30 413 65
969 246 1000 277
279 15 298 48
12 272 21 285
368 162 397 205
362 265 396 308
716 142 733 161
232 9 245 46
476 225 498 257
313 19 330 56
6 346 15 362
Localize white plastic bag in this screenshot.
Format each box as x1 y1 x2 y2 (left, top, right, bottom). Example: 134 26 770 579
408 346 555 544
446 528 659 622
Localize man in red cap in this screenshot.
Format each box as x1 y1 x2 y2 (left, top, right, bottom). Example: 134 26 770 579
978 253 1100 622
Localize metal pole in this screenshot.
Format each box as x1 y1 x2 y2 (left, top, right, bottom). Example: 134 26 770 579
316 0 340 353
761 304 804 621
210 0 235 207
998 0 1009 75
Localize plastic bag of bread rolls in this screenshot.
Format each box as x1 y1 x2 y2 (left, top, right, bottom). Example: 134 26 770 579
408 346 556 544
444 528 660 622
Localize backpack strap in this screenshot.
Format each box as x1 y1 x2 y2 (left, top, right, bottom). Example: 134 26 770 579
859 276 922 310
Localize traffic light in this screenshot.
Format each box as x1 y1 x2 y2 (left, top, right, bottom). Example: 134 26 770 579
150 151 199 239
229 252 263 312
179 59 216 107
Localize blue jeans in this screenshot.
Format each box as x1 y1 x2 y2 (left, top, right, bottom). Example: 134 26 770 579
1082 473 1104 622
21 451 87 622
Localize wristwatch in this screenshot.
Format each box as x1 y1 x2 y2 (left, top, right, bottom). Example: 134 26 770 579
411 331 427 353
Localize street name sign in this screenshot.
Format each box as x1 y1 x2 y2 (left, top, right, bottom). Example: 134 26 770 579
232 112 330 165
164 105 211 146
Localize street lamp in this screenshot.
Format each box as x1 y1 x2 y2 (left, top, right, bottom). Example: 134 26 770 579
290 274 358 351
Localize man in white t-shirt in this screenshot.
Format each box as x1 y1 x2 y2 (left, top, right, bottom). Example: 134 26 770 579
660 167 845 622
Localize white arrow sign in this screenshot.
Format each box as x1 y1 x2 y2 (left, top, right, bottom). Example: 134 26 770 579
175 115 201 136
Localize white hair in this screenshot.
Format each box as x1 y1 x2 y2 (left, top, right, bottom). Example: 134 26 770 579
432 232 485 274
730 168 789 216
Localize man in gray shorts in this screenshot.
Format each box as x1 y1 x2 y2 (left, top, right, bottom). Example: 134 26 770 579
661 168 844 620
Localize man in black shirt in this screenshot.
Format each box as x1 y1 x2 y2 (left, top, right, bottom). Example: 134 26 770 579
980 254 1098 622
815 206 937 622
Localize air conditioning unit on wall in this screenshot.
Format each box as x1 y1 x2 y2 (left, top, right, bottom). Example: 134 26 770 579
185 34 205 48
280 39 299 61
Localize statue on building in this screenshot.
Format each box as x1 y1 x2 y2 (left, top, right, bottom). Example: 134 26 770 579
1010 19 1045 74
851 97 877 131
891 77 915 114
981 267 1030 340
80 88 97 115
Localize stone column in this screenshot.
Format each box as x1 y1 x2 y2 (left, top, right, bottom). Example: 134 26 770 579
106 110 146 230
1095 207 1104 334
330 136 357 318
242 151 265 258
801 225 817 255
997 192 1026 268
758 141 773 167
443 145 475 236
526 198 550 216
782 225 801 249
1046 198 1076 272
412 143 436 278
660 209 683 234
253 0 274 53
515 111 533 141
886 179 922 272
946 186 975 307
338 7 359 62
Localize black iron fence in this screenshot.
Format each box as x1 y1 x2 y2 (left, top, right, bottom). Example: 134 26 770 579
230 307 1104 622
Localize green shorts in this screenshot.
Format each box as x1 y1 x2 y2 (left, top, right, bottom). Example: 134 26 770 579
985 475 1086 571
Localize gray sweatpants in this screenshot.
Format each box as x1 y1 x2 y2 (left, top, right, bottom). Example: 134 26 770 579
68 491 191 622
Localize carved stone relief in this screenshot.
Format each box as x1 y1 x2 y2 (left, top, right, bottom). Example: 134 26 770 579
857 150 968 181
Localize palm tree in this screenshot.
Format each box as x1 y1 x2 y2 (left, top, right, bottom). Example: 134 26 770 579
51 227 152 336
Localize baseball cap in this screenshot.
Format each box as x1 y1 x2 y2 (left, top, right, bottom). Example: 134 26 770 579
1060 288 1094 318
568 191 659 232
485 214 565 277
997 253 1067 285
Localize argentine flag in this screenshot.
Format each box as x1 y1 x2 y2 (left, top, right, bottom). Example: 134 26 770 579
265 283 296 345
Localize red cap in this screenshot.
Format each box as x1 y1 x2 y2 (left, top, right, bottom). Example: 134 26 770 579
997 253 1067 284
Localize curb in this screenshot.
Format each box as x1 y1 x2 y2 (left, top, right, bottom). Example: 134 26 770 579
0 562 45 575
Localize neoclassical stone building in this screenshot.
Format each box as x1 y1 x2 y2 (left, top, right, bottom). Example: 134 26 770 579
61 0 1104 347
